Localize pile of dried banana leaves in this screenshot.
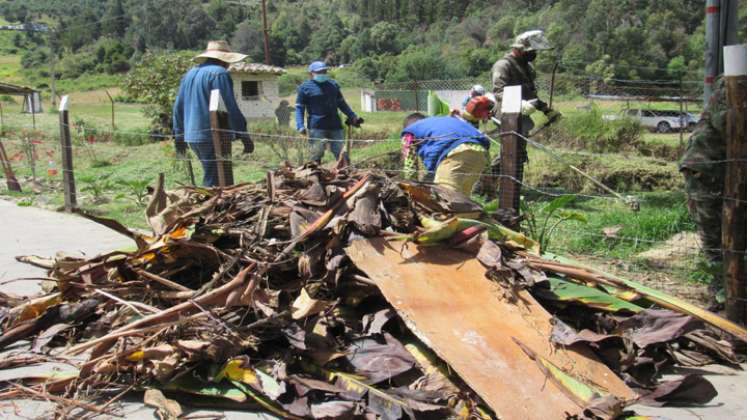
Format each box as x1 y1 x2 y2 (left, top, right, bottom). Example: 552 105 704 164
0 163 744 419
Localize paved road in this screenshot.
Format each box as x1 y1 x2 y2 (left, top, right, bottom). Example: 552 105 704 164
0 200 745 419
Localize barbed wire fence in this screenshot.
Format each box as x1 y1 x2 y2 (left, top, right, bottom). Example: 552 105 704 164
0 75 727 306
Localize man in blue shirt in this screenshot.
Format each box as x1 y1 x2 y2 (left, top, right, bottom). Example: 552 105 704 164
295 61 363 163
173 41 253 187
401 113 490 196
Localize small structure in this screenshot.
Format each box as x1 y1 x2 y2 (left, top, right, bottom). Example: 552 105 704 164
0 81 42 130
228 62 285 121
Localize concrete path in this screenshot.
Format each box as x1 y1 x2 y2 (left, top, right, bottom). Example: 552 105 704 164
0 200 745 419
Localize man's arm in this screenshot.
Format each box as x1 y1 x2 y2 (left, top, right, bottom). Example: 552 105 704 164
172 87 184 140
172 81 186 154
401 133 419 180
336 86 357 121
295 88 307 132
213 72 247 136
491 60 512 103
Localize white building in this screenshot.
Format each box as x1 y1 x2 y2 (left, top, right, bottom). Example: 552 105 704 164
228 62 285 120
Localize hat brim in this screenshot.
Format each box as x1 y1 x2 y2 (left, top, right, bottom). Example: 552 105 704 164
195 51 248 64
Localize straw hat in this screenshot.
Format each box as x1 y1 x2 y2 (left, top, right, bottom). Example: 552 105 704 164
195 40 248 64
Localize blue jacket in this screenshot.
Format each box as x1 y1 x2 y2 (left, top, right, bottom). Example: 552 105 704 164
402 116 489 173
295 79 357 131
173 63 247 143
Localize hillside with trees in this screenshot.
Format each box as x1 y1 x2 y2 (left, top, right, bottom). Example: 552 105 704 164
1 0 746 88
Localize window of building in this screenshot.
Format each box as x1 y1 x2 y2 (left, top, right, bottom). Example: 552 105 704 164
241 81 261 100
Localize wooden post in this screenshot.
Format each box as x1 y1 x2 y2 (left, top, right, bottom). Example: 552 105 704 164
209 89 234 187
0 138 21 192
58 96 77 211
498 85 524 230
105 89 115 131
679 78 685 147
723 45 747 324
30 92 36 130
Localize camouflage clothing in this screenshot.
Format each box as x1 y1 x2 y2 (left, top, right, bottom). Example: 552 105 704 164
491 53 541 131
680 78 727 262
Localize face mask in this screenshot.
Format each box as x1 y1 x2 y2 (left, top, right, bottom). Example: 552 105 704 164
524 51 538 62
313 74 331 82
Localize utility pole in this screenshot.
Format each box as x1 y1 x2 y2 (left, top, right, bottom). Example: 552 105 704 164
227 0 271 64
722 44 747 325
261 0 271 65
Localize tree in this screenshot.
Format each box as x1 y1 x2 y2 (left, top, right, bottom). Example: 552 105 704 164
103 0 128 38
122 52 194 133
232 20 265 62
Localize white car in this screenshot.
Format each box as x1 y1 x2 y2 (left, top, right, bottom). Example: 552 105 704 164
611 109 699 133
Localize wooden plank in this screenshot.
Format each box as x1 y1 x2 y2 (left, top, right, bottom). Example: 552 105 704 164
347 238 634 419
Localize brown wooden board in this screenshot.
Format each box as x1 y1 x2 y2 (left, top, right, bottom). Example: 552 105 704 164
347 238 634 420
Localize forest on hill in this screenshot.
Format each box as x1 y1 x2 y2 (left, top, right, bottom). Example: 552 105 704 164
1 0 746 85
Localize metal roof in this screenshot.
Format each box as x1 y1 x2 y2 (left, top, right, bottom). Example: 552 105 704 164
229 62 286 75
0 81 38 95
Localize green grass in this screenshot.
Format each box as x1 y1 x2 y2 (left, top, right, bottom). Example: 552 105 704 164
536 191 695 260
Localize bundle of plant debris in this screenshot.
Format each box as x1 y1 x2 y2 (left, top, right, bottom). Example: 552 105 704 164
0 163 744 419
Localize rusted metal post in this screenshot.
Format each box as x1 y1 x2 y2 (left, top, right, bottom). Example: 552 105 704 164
498 85 524 229
58 95 76 211
209 89 234 187
723 45 747 324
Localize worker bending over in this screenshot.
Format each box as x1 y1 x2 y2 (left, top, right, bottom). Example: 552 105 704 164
401 113 490 196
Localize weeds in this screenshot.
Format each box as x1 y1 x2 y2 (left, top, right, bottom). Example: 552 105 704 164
115 178 151 206
522 195 587 251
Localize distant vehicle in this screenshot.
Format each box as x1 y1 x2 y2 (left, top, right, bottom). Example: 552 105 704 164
604 109 699 133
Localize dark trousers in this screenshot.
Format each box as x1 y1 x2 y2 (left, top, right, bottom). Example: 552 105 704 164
189 142 218 187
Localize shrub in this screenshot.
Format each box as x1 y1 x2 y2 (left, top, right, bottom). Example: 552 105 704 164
543 106 642 153
278 72 306 96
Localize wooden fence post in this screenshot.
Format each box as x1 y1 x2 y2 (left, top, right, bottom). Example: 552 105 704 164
498 85 524 230
59 95 77 211
723 45 747 324
0 138 21 192
209 89 233 187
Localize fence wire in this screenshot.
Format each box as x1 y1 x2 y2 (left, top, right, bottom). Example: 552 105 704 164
0 74 736 306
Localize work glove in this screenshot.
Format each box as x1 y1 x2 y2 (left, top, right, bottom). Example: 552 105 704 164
544 109 562 123
240 136 254 154
520 100 538 116
346 116 364 128
174 137 187 156
535 99 549 113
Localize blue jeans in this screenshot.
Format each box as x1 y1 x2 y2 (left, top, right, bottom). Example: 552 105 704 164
189 142 218 187
308 129 345 162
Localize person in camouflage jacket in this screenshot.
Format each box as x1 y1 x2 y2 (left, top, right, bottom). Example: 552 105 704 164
680 77 727 264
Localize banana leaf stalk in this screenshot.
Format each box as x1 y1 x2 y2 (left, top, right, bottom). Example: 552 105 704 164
523 253 747 343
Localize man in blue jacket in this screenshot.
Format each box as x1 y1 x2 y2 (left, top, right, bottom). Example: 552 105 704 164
295 61 363 163
173 41 253 187
401 113 490 196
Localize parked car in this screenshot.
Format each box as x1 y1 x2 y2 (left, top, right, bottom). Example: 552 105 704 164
604 109 699 133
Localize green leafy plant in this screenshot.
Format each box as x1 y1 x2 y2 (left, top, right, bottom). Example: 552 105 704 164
115 178 151 207
523 195 588 251
79 174 115 204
